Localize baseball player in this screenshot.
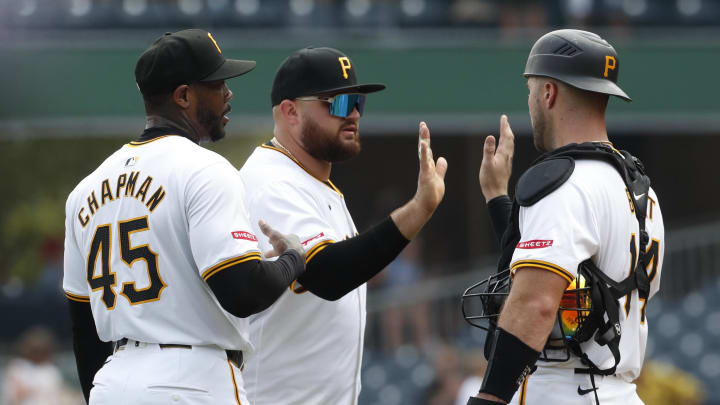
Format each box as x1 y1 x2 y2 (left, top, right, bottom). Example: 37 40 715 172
467 30 665 405
63 29 306 405
239 47 447 405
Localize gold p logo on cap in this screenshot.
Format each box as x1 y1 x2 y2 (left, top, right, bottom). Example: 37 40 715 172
338 57 352 79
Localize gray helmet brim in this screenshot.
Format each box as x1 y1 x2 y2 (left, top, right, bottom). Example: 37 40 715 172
524 73 632 102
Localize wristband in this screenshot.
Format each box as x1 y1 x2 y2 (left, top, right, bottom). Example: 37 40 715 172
479 327 540 402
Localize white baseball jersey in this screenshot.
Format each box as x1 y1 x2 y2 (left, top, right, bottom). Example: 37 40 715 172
63 135 261 353
239 144 364 405
509 158 664 404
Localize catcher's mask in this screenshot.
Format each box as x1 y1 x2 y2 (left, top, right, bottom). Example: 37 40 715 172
462 267 594 359
461 269 511 331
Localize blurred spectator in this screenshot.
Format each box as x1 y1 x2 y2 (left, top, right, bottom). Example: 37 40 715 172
423 344 464 405
1 326 81 405
496 0 548 37
36 237 64 294
450 0 497 25
562 0 630 30
377 237 432 352
453 350 487 405
636 360 706 405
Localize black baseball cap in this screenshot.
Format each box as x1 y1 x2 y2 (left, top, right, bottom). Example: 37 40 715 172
135 29 256 96
271 47 386 106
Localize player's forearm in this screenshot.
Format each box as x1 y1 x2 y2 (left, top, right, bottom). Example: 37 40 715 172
390 197 435 240
474 269 563 405
207 250 304 318
487 195 512 246
298 217 409 300
68 299 113 403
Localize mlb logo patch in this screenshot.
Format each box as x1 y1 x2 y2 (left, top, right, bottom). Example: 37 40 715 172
232 231 258 242
125 156 138 167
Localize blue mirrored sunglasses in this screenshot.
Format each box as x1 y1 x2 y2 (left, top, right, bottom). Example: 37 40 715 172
296 93 366 118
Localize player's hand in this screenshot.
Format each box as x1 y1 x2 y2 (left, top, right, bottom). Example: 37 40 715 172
479 114 514 202
258 220 305 260
413 121 448 216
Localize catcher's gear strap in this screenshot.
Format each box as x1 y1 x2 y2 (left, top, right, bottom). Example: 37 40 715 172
68 298 113 403
466 397 505 405
297 216 409 301
487 195 513 248
479 327 540 403
515 157 575 207
206 250 305 318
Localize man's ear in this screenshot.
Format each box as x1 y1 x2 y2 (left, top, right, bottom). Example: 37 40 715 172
544 80 558 110
172 84 191 109
279 99 300 126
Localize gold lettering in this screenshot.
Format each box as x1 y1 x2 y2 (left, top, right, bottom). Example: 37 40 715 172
101 179 114 205
78 207 90 227
125 171 139 197
604 56 616 78
87 191 99 215
116 174 127 198
648 196 656 220
625 188 635 214
338 57 351 79
135 176 153 202
145 186 166 212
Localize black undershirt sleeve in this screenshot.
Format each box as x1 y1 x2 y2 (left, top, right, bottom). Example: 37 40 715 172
487 195 513 247
207 250 305 318
297 216 410 301
68 299 113 404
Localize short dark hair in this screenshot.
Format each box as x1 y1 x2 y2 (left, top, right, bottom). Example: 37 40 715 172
142 91 174 114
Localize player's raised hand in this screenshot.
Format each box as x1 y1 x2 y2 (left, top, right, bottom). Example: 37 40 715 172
259 220 305 259
479 114 515 202
414 121 448 215
389 122 447 240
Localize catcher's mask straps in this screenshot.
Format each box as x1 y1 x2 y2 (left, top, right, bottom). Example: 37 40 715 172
479 327 541 403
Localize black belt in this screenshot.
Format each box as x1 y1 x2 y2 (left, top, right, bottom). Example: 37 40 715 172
113 338 243 368
226 349 244 369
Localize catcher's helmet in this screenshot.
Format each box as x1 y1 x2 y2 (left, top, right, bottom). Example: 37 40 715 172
462 268 594 359
524 29 631 102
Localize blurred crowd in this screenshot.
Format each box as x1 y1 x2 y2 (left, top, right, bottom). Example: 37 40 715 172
1 327 83 405
2 0 718 31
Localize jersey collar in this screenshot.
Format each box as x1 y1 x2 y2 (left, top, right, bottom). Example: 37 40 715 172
131 126 198 145
261 141 343 197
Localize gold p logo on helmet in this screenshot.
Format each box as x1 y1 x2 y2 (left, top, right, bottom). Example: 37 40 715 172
604 56 616 78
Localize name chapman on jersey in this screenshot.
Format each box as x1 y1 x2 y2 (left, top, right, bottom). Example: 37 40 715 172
77 171 166 227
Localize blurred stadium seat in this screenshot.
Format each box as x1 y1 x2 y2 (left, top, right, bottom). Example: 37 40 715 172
2 0 717 29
